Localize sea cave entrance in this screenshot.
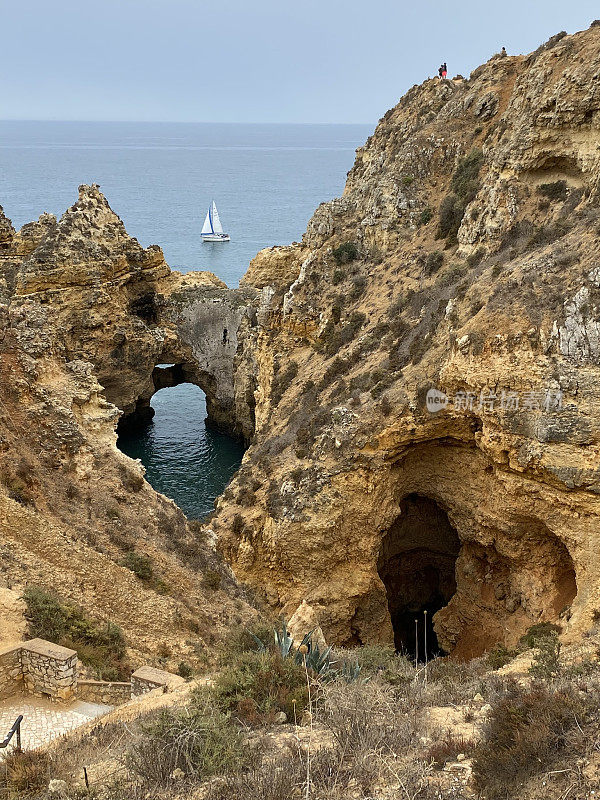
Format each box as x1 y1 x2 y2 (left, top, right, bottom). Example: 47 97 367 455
378 494 460 660
117 368 244 518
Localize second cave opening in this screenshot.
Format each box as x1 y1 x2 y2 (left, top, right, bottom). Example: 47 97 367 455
378 494 460 660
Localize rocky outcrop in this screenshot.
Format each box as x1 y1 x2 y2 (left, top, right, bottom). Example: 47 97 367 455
0 187 259 667
3 24 600 666
8 184 259 441
241 245 304 290
216 24 600 658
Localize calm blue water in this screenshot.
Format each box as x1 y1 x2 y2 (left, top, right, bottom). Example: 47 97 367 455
117 385 245 518
0 121 371 516
0 121 371 287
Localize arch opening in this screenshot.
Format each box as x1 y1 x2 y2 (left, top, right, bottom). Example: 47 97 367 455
378 494 460 660
116 361 221 437
117 381 244 519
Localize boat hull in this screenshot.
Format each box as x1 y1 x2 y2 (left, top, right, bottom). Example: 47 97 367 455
201 234 230 242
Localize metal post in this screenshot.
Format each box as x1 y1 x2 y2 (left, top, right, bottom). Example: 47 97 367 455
16 718 21 753
414 619 419 669
424 610 428 670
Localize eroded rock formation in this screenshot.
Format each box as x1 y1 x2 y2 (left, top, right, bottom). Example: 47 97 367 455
215 24 600 658
3 24 600 665
0 186 259 666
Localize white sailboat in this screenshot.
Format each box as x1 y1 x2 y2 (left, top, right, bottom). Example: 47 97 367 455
201 200 230 242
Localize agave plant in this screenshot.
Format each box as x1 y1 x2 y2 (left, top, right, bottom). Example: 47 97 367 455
336 658 362 683
274 619 295 659
245 619 361 682
304 642 334 676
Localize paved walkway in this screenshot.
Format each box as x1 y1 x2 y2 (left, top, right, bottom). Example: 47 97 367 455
0 695 113 753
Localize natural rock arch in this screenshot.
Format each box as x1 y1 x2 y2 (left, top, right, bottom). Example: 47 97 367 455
116 358 237 437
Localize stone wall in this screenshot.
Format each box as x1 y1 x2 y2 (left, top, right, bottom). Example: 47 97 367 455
21 639 77 701
77 680 131 706
131 666 185 697
0 639 184 705
0 645 23 700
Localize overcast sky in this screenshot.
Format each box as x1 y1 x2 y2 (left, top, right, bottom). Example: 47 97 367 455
1 0 598 124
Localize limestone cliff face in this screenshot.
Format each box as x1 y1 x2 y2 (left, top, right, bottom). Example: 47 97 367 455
217 24 600 657
8 184 258 441
0 187 258 666
3 25 600 665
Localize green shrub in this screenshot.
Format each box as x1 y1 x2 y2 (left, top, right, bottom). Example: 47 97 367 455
537 180 568 201
332 241 358 265
0 466 34 506
529 637 560 681
236 485 255 506
23 587 129 680
418 207 433 226
438 148 484 242
424 251 444 275
271 360 298 406
338 644 414 686
524 221 570 249
122 551 153 581
332 268 345 285
231 514 244 534
467 247 485 267
486 644 518 670
204 569 222 591
214 650 309 724
451 148 484 198
321 311 366 356
379 395 392 415
177 661 193 678
518 622 561 650
127 697 247 786
350 275 367 300
438 194 464 240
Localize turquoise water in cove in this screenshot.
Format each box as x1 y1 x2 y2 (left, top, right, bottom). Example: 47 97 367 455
0 121 372 517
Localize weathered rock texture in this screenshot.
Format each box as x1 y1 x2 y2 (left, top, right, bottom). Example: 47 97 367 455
3 25 600 665
0 186 258 668
216 24 600 658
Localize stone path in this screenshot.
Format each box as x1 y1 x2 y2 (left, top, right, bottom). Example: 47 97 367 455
0 695 113 754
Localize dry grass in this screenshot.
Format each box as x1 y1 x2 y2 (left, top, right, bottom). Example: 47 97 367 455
472 680 595 799
320 677 419 755
1 750 49 796
426 734 476 768
125 695 249 788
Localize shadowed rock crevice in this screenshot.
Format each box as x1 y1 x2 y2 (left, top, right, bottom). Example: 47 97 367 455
377 494 460 659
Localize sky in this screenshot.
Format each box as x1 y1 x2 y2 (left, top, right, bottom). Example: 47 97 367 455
1 0 599 124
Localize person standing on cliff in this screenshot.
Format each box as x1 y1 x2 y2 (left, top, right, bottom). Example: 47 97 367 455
441 62 447 79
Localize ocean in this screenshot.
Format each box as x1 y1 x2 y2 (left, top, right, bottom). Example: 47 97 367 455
0 120 372 517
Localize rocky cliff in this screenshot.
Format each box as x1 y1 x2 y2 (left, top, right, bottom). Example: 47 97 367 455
3 24 600 666
216 23 600 658
0 186 259 668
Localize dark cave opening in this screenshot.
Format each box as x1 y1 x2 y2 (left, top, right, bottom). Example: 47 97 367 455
378 494 460 660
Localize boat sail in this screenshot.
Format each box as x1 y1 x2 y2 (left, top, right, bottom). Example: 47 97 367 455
201 201 230 242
